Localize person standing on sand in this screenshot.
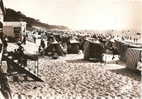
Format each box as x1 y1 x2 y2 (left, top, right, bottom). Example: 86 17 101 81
22 35 27 45
40 39 45 49
0 34 11 99
3 36 8 52
33 34 36 43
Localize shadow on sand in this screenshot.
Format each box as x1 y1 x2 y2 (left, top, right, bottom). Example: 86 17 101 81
65 59 99 63
109 68 141 81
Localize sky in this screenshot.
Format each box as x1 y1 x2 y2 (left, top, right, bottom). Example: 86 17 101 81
4 0 142 31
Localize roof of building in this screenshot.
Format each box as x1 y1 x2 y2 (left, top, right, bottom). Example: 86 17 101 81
3 21 27 26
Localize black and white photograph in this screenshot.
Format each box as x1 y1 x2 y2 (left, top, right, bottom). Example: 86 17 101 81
0 0 142 98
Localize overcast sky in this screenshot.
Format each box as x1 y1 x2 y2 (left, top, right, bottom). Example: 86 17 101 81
4 0 142 31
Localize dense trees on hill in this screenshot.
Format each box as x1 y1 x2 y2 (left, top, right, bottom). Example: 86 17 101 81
5 9 26 21
4 8 46 28
4 8 68 30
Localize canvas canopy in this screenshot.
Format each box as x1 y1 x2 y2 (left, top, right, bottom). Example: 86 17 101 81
45 42 65 56
67 39 80 54
84 39 104 62
115 40 142 62
126 48 142 71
